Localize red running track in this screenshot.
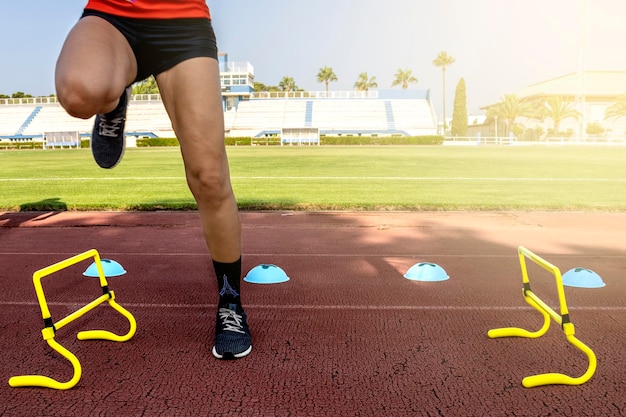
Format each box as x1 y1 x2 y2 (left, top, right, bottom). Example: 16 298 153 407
0 211 625 416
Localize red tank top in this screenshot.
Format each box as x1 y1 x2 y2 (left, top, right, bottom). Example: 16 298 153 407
85 0 210 19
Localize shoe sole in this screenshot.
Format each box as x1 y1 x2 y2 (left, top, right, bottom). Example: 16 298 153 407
212 344 252 360
93 142 125 169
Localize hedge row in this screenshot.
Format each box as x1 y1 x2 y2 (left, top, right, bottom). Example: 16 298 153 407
137 135 445 147
0 141 44 149
136 137 180 147
319 135 444 145
1 135 444 150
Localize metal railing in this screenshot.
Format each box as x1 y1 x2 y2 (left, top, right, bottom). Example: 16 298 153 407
250 91 379 99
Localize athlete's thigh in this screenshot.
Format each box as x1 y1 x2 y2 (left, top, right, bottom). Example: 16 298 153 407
156 57 226 168
56 16 136 101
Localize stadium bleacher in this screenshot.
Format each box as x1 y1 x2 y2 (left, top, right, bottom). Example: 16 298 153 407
228 97 436 137
22 104 94 136
1 100 170 140
0 105 39 137
124 100 173 137
1 93 437 141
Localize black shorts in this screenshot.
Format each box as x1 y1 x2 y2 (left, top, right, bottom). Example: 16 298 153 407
82 9 219 83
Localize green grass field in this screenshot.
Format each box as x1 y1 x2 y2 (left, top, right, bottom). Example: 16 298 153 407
1 145 625 211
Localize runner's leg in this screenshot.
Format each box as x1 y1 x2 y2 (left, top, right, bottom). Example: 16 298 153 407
156 57 241 263
157 57 251 359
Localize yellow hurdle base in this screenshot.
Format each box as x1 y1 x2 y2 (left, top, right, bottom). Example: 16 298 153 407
8 249 136 390
488 246 596 388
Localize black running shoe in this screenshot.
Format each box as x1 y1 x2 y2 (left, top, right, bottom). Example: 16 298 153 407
212 303 252 360
91 87 131 169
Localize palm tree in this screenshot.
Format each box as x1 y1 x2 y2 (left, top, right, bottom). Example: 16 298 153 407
604 93 626 120
391 68 417 90
486 94 531 136
543 95 580 136
432 51 455 132
317 66 338 94
278 76 297 93
354 72 378 92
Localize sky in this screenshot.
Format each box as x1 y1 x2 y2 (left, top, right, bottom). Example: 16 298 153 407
1 0 625 116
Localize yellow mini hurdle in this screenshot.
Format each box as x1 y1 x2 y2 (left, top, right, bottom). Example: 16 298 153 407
488 246 597 388
8 249 136 390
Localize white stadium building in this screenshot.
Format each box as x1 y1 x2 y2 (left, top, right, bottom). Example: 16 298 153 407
0 53 438 146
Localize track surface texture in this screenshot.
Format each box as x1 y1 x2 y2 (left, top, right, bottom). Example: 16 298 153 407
1 211 624 417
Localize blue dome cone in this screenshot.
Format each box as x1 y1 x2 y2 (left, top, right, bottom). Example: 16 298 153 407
404 262 449 282
562 268 605 288
83 259 127 278
244 264 290 284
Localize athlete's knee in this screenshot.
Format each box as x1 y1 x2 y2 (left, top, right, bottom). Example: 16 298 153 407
186 167 233 207
56 76 120 119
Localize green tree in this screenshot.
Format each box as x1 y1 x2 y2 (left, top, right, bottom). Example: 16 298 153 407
486 94 531 136
132 76 159 94
253 82 268 92
317 66 338 93
391 68 417 90
451 78 468 136
279 76 298 92
432 51 455 131
253 82 280 92
353 72 378 92
11 91 33 98
543 95 579 136
604 93 626 120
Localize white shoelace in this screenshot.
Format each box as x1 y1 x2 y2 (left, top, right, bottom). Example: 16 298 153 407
217 307 245 334
98 116 124 137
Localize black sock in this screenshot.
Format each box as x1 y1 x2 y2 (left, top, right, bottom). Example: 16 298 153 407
213 257 242 307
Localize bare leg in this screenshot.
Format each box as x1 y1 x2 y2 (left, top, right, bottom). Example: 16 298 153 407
156 57 241 263
157 57 250 360
55 16 137 119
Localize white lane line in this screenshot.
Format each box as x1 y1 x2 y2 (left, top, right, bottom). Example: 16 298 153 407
1 301 625 311
3 176 626 182
2 252 625 258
